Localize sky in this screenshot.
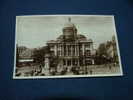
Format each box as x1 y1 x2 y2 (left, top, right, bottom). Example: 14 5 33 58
16 15 118 49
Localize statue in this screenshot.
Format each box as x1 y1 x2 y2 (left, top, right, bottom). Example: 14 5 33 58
42 54 50 75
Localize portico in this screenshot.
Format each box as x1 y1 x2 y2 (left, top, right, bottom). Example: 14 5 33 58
46 18 94 71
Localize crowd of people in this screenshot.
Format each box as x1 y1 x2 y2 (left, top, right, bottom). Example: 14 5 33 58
15 62 118 77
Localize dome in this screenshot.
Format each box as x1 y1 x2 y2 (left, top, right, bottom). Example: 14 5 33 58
63 17 76 29
63 22 76 28
62 18 77 41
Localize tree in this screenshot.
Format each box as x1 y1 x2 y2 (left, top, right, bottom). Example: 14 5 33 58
112 35 118 63
97 43 107 57
96 43 109 64
32 46 50 65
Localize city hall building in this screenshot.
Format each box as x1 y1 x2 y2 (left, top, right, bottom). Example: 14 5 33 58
45 18 94 72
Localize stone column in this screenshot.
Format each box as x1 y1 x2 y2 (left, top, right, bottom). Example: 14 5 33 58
82 44 85 56
54 45 57 56
78 59 80 66
68 45 70 56
72 45 74 56
76 45 78 56
75 45 77 56
77 45 79 56
71 45 73 56
62 44 64 56
92 59 94 65
67 45 69 56
60 44 63 56
66 45 68 56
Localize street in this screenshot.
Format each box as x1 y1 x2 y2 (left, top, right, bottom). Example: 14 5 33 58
15 64 121 77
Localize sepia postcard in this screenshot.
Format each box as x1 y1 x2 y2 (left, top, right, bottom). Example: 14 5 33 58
13 15 123 79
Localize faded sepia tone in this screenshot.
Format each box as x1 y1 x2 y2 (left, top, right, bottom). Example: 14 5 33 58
14 15 123 79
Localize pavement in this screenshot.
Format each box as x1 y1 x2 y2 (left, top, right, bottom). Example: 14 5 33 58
15 64 121 77
86 65 120 75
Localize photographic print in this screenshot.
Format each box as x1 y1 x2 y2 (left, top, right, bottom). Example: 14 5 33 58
13 15 123 79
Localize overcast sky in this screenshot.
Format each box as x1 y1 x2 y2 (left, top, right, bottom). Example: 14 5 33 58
16 15 118 49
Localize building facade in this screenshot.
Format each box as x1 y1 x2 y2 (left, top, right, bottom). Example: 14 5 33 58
45 18 94 72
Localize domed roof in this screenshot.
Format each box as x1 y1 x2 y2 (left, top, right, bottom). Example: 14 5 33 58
63 18 76 29
64 22 76 28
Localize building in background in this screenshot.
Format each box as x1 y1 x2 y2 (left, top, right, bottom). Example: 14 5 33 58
106 35 118 63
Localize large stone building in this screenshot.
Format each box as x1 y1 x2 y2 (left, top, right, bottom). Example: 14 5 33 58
45 18 94 72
